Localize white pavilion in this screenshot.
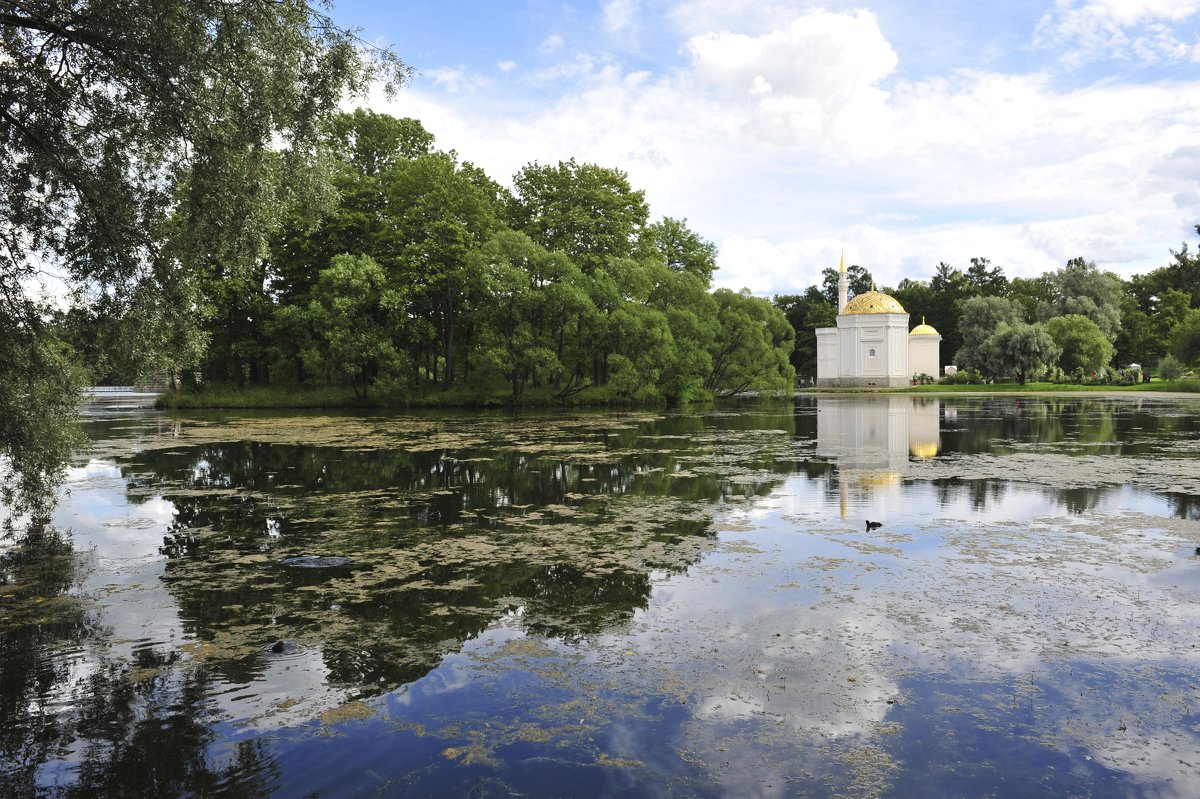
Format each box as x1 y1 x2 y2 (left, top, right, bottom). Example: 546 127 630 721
815 255 941 388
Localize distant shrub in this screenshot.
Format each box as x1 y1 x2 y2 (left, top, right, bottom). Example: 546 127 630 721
940 368 985 385
1158 354 1184 380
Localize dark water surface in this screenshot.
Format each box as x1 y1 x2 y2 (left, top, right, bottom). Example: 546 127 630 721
4 395 1200 797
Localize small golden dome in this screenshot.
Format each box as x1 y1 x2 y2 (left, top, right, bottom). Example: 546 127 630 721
842 290 906 315
909 314 939 335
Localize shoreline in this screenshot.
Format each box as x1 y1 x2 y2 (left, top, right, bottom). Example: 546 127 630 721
147 381 1200 411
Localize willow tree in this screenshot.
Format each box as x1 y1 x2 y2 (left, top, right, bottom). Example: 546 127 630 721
1 1 407 512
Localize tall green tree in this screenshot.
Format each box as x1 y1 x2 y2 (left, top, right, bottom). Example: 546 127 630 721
774 288 835 384
471 231 587 401
303 254 405 398
1133 227 1200 309
648 267 718 403
706 290 795 396
955 295 1023 373
1008 275 1052 321
820 265 874 304
1 1 406 508
1041 258 1123 342
1044 314 1114 374
637 217 718 284
1113 291 1155 368
1168 308 1200 367
327 109 435 178
930 261 976 361
269 114 436 311
981 322 1061 384
508 159 649 275
891 278 936 329
386 153 502 388
966 257 1009 296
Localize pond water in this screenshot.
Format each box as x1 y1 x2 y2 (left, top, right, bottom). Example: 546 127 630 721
3 394 1200 797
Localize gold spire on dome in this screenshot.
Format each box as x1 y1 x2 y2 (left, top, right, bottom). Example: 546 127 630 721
839 250 845 274
909 314 940 335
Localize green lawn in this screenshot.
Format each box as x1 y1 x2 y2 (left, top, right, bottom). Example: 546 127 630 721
900 379 1200 394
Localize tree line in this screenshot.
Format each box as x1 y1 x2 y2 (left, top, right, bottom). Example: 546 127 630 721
57 111 797 405
775 245 1200 384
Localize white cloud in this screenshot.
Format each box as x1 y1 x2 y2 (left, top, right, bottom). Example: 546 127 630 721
497 59 517 72
603 0 639 34
713 212 1165 295
529 52 605 85
1035 0 1200 65
365 7 1200 295
686 9 897 144
1158 145 1200 219
422 67 488 94
538 33 565 54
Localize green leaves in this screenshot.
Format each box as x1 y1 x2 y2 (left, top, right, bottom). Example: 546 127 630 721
1044 315 1113 374
509 159 649 275
2 1 408 510
707 290 796 396
982 322 1062 383
262 131 792 406
1167 308 1200 367
956 295 1024 374
304 254 406 398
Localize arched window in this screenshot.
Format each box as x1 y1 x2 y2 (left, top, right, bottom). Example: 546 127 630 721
868 348 876 358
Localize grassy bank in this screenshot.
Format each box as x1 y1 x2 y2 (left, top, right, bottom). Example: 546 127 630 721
153 383 710 410
158 379 1200 410
900 379 1200 394
795 379 1200 395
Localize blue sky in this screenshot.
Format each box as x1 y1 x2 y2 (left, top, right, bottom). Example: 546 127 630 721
329 1 1200 295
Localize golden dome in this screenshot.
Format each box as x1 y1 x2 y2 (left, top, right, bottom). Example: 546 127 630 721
842 290 906 315
910 315 939 335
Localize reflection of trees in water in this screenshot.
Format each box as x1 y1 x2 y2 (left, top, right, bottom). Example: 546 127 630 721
932 479 1014 512
942 397 1199 456
0 526 282 797
1057 486 1112 515
122 416 777 698
1 526 91 797
67 660 280 799
1166 493 1200 520
916 398 1200 514
930 479 1118 515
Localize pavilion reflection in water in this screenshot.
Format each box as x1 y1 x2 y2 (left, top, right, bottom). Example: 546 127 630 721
815 395 942 516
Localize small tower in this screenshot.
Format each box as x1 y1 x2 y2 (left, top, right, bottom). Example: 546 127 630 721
908 315 942 379
837 250 848 314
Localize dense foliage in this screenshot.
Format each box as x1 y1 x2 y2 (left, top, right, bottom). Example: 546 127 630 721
166 113 795 405
2 1 406 514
